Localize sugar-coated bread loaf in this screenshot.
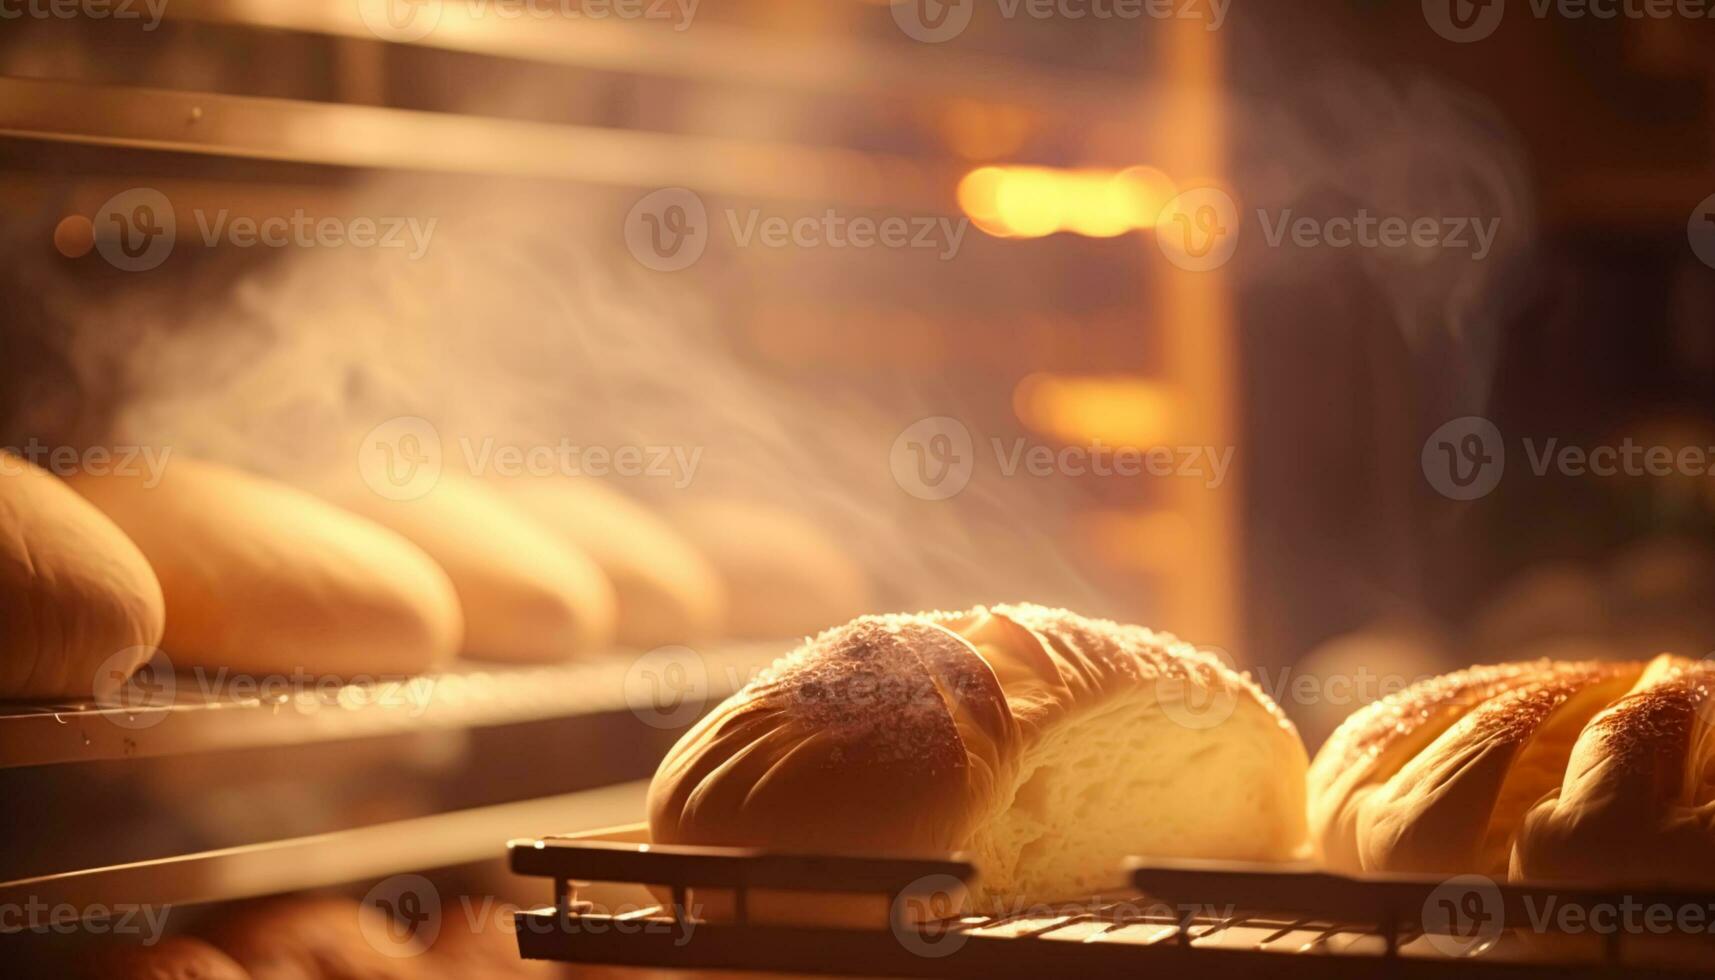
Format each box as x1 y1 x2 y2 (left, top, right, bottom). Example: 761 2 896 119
70 458 461 677
1310 654 1715 883
1514 655 1715 887
0 452 165 699
337 476 617 662
664 498 871 640
649 604 1308 905
502 478 723 649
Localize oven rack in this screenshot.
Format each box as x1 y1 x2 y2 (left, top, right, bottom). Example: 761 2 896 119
0 781 647 924
0 644 776 769
505 830 1715 978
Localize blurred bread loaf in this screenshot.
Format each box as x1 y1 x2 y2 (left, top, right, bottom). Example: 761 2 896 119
650 604 1308 905
664 498 871 639
503 478 722 648
204 896 427 980
70 457 461 677
1310 655 1715 882
337 476 617 662
95 937 251 980
0 452 165 699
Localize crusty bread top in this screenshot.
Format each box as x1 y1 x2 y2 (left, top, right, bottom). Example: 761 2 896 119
1311 654 1715 882
1514 655 1715 886
650 603 1302 862
0 452 165 699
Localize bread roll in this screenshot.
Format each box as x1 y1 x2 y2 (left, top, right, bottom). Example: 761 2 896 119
204 896 427 980
1515 654 1715 887
1308 656 1715 880
649 604 1308 905
70 458 461 677
336 476 617 662
502 479 722 649
0 452 165 699
663 499 871 640
95 937 252 980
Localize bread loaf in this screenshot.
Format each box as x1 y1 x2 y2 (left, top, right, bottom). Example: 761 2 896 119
204 896 428 980
1310 654 1715 883
336 476 617 662
0 452 165 699
664 498 871 640
649 604 1308 905
1514 655 1715 887
95 937 251 980
70 458 461 677
503 478 722 649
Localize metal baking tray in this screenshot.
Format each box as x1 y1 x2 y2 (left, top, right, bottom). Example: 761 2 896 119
505 826 1715 978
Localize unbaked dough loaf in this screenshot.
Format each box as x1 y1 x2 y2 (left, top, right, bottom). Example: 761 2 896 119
664 498 872 640
502 478 722 649
69 458 461 677
0 452 165 699
649 604 1308 905
336 476 617 662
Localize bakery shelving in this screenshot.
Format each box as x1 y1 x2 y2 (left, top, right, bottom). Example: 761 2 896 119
0 781 647 919
0 644 778 769
0 77 955 209
501 833 1715 978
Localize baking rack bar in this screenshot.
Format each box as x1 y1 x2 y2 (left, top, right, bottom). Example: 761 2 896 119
505 834 1715 978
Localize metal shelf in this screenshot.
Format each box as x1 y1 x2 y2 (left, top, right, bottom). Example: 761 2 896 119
0 644 777 770
0 77 955 208
0 781 648 918
165 0 1148 115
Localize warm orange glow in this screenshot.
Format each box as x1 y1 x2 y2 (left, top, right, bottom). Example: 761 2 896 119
1078 510 1197 572
939 99 1032 161
1012 373 1178 446
959 165 1178 239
